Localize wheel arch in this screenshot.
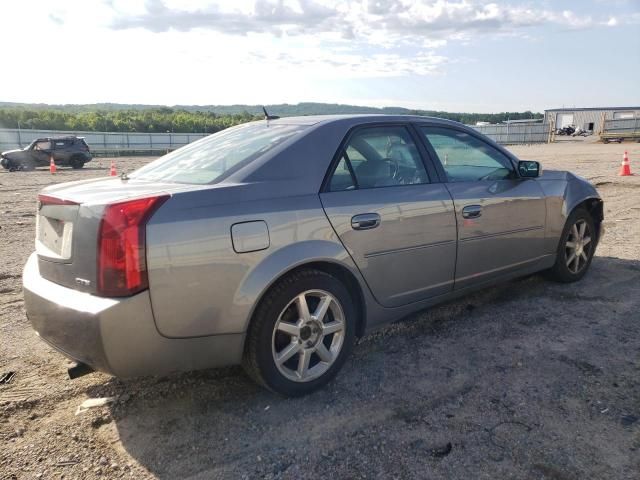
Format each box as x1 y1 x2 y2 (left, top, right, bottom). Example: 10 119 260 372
240 252 368 340
561 172 604 242
567 196 604 242
288 261 367 338
69 153 86 165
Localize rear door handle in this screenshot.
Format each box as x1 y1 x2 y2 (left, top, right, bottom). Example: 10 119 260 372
351 213 381 230
462 205 482 219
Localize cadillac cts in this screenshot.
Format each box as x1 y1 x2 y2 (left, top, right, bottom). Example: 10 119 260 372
23 115 604 396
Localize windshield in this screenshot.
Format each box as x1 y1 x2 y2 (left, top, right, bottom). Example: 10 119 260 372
129 122 307 184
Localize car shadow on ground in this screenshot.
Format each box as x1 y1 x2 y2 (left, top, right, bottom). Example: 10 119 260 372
90 255 640 479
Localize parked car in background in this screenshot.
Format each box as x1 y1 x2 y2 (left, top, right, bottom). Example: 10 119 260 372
1 136 92 171
23 115 604 396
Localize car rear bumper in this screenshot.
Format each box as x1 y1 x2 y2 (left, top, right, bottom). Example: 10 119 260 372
23 253 245 378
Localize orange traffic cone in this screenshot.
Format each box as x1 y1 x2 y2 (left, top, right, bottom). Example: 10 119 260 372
110 160 117 177
49 155 56 174
619 151 632 176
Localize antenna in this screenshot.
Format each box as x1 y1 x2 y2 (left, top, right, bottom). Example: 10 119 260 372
262 106 280 121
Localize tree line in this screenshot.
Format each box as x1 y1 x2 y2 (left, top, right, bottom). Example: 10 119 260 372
0 107 258 134
0 103 543 133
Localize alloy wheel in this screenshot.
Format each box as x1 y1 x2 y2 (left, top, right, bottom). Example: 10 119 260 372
565 219 592 274
271 289 345 382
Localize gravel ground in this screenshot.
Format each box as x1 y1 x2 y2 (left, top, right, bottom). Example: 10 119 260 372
1 143 639 479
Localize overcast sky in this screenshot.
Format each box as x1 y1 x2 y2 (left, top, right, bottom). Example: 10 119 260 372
2 0 639 112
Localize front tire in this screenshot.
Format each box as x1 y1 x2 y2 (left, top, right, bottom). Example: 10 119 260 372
242 269 356 396
547 208 596 283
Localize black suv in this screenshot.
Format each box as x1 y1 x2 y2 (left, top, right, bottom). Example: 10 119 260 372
1 136 92 171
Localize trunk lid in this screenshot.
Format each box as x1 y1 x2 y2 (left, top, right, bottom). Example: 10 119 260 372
40 176 196 205
36 177 207 294
36 197 79 261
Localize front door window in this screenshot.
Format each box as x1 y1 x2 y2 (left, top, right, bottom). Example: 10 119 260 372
418 127 514 182
34 141 52 151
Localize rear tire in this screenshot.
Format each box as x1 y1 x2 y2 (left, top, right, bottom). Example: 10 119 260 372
242 269 356 396
70 156 85 169
547 208 596 283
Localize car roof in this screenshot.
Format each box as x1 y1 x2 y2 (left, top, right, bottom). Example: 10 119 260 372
267 114 465 128
35 136 83 141
233 113 501 195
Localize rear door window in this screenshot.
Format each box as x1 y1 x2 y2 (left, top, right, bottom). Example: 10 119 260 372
328 157 356 191
328 126 429 191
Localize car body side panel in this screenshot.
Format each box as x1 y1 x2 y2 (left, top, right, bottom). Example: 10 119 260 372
536 170 603 253
446 178 549 289
236 239 373 332
320 185 457 307
146 191 367 338
31 148 51 166
360 251 555 336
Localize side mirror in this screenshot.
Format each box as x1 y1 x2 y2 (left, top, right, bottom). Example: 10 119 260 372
518 160 541 178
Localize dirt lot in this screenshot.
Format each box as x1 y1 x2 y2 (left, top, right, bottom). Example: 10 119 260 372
1 143 639 479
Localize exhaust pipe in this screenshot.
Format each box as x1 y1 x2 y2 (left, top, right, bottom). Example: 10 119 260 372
67 362 94 379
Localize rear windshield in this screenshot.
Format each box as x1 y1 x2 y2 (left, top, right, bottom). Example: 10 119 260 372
129 122 307 184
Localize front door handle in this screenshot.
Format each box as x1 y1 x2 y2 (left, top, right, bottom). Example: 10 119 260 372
462 205 482 219
351 213 381 230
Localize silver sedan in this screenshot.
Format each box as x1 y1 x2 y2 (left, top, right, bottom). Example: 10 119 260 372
23 115 603 396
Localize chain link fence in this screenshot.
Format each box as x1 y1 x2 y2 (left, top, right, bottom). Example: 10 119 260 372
601 118 640 142
0 129 208 155
1 122 553 155
471 123 551 144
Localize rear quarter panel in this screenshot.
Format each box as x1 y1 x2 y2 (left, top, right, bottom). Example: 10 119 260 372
145 190 362 338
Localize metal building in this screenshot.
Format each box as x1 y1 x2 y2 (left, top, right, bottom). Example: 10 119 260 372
544 106 640 134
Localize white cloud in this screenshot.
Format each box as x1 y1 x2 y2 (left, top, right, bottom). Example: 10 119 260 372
110 0 344 35
247 47 448 78
108 1 603 39
0 0 636 109
94 0 613 83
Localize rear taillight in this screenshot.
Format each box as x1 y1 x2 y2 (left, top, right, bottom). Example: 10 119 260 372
97 195 169 297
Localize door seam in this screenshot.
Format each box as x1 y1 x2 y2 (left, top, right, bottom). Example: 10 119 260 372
317 194 386 308
443 183 460 290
